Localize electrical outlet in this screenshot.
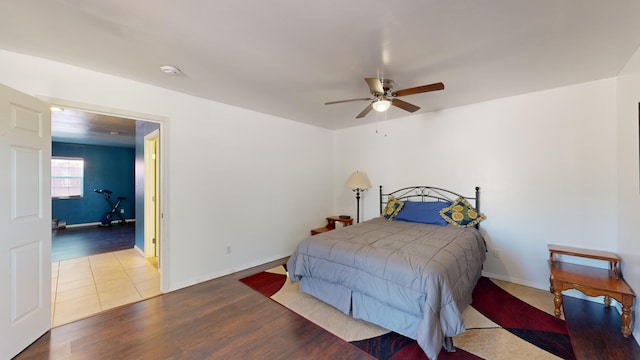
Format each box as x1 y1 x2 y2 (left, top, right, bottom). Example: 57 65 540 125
120 209 125 213
226 246 232 254
494 249 502 258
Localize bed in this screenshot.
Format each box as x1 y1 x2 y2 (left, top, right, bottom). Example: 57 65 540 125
287 185 487 359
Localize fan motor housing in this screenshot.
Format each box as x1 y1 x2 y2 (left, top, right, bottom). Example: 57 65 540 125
380 79 394 93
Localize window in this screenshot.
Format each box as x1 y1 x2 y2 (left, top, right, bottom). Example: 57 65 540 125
51 157 84 198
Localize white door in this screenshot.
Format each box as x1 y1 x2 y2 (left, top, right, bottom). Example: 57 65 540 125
0 84 51 359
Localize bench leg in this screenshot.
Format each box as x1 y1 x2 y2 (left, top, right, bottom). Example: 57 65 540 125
553 290 563 318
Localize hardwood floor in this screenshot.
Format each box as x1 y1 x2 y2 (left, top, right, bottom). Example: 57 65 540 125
564 296 640 359
17 258 372 360
52 222 135 261
15 257 640 359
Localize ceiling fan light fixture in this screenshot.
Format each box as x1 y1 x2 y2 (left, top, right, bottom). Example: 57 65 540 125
325 78 443 119
372 99 391 112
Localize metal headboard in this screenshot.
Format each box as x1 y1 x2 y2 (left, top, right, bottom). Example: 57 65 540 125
379 185 481 217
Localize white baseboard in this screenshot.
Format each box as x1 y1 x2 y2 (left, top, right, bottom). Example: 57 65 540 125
64 221 102 228
59 219 136 228
168 252 290 293
481 270 546 290
482 270 607 305
134 245 145 257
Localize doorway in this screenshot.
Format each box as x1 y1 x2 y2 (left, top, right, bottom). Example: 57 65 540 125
50 105 164 326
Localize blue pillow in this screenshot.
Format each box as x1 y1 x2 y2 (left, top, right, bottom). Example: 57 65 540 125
393 201 451 226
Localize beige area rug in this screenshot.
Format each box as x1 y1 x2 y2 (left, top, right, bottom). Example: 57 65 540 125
269 266 388 342
265 266 567 359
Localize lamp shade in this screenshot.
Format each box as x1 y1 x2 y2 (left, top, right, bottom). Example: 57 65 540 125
372 99 391 112
345 171 371 190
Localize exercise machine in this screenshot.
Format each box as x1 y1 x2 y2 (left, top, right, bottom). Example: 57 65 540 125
94 189 127 226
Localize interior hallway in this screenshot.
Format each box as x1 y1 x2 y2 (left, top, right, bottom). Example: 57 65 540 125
51 249 160 327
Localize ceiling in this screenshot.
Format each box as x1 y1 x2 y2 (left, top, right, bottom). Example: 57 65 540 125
51 109 137 147
3 1 640 145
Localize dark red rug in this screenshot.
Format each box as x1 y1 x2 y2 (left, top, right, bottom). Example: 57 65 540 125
471 277 574 359
240 270 575 360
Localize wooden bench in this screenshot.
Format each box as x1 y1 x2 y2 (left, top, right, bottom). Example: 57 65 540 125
548 244 635 337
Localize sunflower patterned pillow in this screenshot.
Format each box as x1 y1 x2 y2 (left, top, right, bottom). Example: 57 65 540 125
381 196 404 220
439 197 486 228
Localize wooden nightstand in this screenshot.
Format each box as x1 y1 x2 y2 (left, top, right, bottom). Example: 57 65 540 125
548 244 635 337
311 216 353 235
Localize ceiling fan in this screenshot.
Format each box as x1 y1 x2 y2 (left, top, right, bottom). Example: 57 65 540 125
325 77 444 119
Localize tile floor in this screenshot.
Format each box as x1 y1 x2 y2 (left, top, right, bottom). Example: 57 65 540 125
51 248 161 327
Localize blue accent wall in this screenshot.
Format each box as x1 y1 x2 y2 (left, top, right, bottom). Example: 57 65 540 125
52 142 135 225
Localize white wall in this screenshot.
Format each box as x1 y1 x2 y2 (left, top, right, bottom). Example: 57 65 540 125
2 47 634 336
334 78 618 290
617 44 640 340
0 50 334 291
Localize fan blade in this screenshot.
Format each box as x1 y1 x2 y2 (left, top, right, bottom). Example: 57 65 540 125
392 99 420 113
365 77 385 94
325 98 371 105
356 103 373 118
394 82 444 97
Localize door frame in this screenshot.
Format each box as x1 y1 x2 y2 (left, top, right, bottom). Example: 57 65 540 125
144 130 160 259
40 96 170 292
